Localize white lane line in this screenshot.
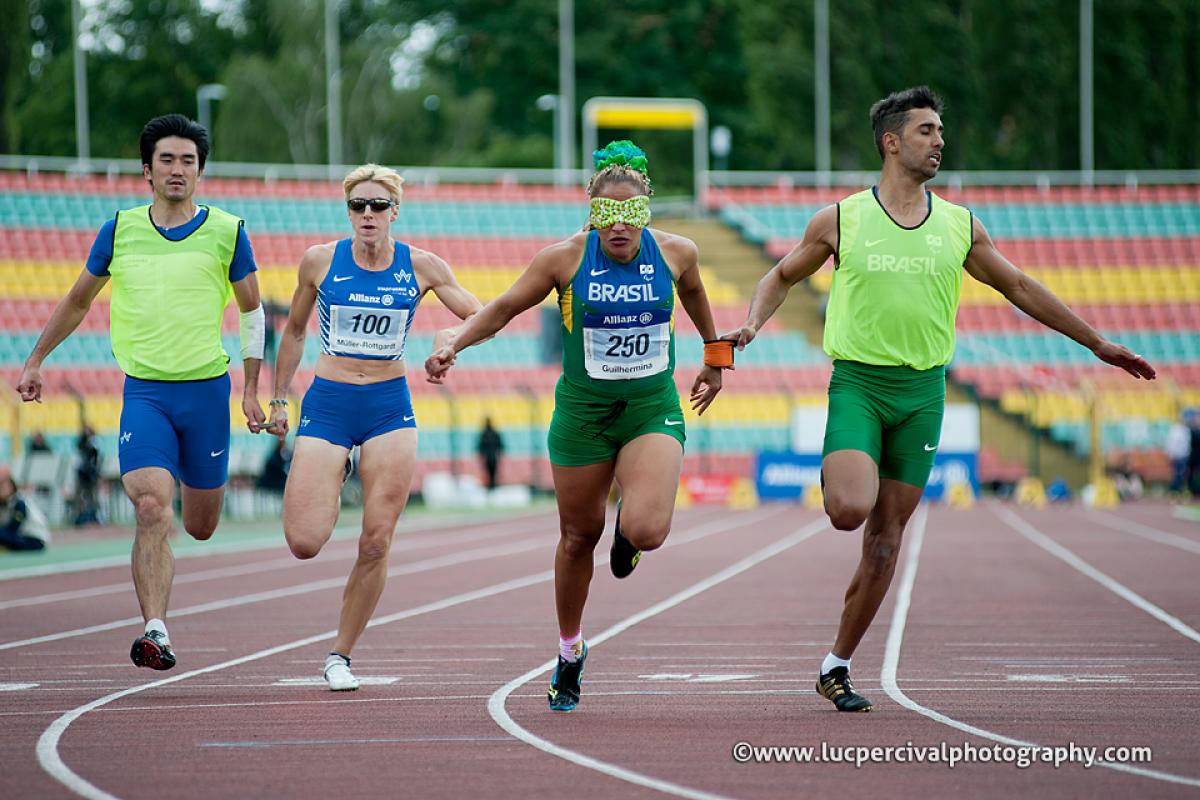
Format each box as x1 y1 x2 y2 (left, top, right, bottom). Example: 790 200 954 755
0 537 550 651
0 507 553 582
993 505 1200 645
0 520 539 611
487 515 829 800
0 682 38 691
3 506 774 651
37 506 787 800
881 505 1200 788
274 677 400 686
1087 510 1200 555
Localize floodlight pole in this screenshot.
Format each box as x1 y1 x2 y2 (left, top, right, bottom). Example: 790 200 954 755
1080 0 1094 181
197 84 227 137
814 0 830 181
325 0 344 169
558 0 575 176
72 0 90 163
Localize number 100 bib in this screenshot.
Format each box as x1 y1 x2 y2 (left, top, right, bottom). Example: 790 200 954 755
330 305 409 358
582 309 671 380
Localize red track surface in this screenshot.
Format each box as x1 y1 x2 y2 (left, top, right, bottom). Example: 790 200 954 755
1 500 1197 798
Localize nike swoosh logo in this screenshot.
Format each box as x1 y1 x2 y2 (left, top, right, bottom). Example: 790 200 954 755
332 275 353 282
590 268 609 276
210 450 225 457
664 419 683 426
865 239 886 247
923 444 937 451
403 415 415 422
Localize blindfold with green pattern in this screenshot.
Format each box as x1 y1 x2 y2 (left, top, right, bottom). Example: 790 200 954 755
588 195 651 229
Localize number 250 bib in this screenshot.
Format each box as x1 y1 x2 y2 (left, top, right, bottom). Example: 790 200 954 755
582 308 670 380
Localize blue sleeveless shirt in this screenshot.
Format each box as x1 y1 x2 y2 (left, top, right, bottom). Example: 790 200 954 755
558 229 676 397
317 239 421 361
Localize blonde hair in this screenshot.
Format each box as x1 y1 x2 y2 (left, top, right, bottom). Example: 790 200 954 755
586 164 653 198
343 163 405 205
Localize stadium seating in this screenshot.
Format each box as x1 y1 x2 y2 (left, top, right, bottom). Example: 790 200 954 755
0 171 818 494
4 174 1197 492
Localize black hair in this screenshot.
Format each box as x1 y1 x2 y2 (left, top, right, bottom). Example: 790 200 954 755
139 114 210 168
869 86 944 159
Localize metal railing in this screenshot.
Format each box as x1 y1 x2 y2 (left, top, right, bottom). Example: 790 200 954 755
3 154 1198 192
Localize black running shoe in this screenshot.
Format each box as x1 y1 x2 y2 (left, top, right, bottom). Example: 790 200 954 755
130 630 176 671
609 503 641 579
816 666 872 712
547 641 588 712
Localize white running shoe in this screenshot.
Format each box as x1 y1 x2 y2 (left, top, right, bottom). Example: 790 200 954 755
324 652 359 691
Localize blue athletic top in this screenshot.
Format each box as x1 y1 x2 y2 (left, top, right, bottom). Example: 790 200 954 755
317 238 421 360
558 228 677 396
86 207 257 281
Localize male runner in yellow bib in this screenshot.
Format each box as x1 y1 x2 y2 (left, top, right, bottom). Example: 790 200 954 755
17 114 269 671
727 86 1156 712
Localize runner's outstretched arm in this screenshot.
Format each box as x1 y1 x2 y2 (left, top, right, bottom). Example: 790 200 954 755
727 204 837 350
964 217 1156 380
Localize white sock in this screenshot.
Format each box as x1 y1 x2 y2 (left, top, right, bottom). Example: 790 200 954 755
326 651 351 669
559 631 584 663
822 652 851 674
145 618 169 643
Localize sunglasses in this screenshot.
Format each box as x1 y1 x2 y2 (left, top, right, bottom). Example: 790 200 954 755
347 197 395 213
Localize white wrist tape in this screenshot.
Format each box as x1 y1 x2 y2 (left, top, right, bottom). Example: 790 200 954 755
239 305 266 360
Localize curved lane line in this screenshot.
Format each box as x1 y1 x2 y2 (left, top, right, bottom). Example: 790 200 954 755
488 516 829 800
880 504 1200 788
37 507 785 799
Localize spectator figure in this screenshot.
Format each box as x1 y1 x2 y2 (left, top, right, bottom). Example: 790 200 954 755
1166 409 1192 495
1111 460 1144 502
256 438 291 494
27 431 53 453
1189 411 1200 496
0 464 50 551
477 417 504 491
74 424 102 526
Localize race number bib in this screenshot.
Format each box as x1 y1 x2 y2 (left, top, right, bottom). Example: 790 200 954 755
330 305 408 358
582 309 670 380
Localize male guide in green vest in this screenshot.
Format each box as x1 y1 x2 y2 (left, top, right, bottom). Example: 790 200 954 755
16 114 270 672
726 86 1156 713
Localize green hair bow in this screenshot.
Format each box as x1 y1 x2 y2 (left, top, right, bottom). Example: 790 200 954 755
593 140 650 174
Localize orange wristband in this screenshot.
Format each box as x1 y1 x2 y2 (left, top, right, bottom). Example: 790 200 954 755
703 339 735 368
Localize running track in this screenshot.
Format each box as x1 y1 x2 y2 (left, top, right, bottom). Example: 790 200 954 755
1 501 1198 798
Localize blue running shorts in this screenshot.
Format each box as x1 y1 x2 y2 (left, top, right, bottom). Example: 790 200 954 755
296 375 417 448
118 373 232 489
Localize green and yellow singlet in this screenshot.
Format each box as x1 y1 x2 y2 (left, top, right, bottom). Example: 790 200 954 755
824 187 973 370
108 205 242 380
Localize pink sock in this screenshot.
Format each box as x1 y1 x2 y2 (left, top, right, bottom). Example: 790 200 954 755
559 631 583 663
